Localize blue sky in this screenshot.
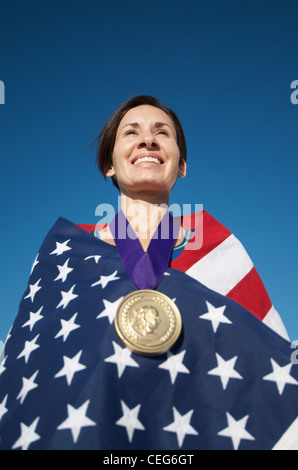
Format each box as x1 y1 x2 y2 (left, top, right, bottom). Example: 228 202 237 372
0 0 297 344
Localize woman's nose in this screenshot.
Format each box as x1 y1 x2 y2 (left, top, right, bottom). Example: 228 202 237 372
137 133 159 149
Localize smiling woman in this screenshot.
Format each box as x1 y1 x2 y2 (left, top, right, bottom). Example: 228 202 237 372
96 95 187 191
94 96 188 251
0 95 297 451
106 105 186 200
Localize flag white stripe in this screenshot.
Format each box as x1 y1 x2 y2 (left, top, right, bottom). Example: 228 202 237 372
263 306 290 341
272 417 298 450
185 234 254 296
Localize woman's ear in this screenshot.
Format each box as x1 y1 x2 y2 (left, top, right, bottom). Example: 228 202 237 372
178 160 187 178
105 167 115 177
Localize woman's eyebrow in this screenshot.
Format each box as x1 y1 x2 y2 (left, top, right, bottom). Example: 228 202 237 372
122 122 139 129
153 122 172 129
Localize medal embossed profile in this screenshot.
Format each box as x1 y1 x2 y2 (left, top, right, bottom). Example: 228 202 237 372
110 211 183 357
115 289 182 356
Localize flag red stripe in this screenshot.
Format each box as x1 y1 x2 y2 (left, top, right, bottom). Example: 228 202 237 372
226 267 272 321
76 223 96 233
170 211 231 272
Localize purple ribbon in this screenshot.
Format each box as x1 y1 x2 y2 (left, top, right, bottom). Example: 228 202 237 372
110 210 180 290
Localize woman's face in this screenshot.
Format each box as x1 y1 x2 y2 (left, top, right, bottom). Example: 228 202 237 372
106 105 186 199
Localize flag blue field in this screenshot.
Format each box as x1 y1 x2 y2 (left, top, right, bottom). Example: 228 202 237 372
1 218 298 450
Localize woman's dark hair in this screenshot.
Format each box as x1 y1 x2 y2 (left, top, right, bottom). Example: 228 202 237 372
95 95 187 190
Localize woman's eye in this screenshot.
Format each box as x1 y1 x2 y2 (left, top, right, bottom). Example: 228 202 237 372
124 129 137 135
157 130 169 136
124 129 169 136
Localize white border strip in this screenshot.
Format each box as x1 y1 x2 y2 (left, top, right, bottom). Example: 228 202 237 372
273 417 298 450
263 306 290 341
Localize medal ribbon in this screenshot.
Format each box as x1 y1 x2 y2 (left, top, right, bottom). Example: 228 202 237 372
110 210 180 290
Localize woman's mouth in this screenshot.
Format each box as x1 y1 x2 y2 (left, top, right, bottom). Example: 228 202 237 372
131 155 164 166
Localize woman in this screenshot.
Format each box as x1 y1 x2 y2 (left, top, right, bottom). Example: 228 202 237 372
95 94 187 252
94 95 288 339
0 96 297 450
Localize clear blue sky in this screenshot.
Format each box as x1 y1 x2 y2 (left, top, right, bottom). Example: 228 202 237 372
0 0 297 344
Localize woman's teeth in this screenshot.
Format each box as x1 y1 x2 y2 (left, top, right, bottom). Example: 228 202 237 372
133 157 162 165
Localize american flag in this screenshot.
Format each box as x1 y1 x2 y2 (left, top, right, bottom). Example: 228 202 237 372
79 210 289 341
0 215 297 450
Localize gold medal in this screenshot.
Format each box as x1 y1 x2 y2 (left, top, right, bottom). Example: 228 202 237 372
114 290 182 356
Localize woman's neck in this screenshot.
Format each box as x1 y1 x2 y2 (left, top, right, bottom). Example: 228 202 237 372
121 195 168 249
99 194 185 251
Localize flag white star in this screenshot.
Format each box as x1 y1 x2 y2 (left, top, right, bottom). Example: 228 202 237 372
159 350 190 384
218 412 255 450
54 258 73 282
17 334 40 363
116 401 145 443
91 270 120 288
50 239 72 256
17 370 39 404
54 350 86 386
55 313 80 342
56 284 78 309
208 353 243 390
84 255 101 263
24 278 42 302
163 407 198 448
105 341 139 378
0 394 8 421
97 297 124 324
12 417 40 450
199 301 232 333
30 253 39 274
263 358 298 395
57 400 96 443
22 306 44 331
